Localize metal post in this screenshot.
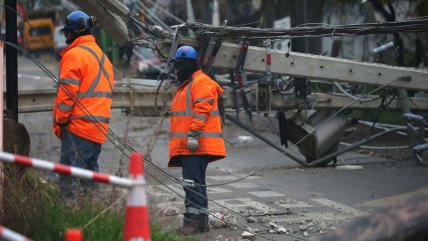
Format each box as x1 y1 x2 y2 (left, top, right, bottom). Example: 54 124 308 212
0 33 4 224
5 0 18 121
303 0 309 53
186 0 195 37
212 0 220 26
0 40 4 151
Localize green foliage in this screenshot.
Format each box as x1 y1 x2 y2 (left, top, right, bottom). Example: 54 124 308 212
29 203 124 241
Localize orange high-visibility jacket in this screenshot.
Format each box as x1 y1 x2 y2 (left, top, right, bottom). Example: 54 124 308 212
53 35 114 144
168 69 226 167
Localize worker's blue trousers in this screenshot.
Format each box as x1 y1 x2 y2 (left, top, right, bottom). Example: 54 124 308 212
180 155 212 224
59 126 101 200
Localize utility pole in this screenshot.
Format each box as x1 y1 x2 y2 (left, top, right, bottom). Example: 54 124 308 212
5 0 18 121
0 0 4 224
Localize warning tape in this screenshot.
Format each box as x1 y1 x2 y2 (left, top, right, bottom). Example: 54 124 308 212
0 225 32 241
0 152 141 189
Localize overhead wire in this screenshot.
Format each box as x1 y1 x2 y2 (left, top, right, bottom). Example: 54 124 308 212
144 0 186 24
5 36 289 239
136 1 173 33
127 16 420 181
1 7 302 239
61 13 428 238
4 41 289 240
8 9 425 238
187 17 428 39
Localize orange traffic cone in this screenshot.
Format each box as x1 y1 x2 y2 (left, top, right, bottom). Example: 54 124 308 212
65 229 83 241
123 152 151 241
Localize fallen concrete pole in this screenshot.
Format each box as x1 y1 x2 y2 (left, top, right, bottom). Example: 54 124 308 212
11 84 428 113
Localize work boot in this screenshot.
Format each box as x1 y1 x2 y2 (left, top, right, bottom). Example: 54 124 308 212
177 213 210 235
197 213 210 232
177 224 210 235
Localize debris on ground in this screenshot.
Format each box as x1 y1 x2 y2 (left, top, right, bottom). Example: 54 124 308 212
241 231 256 241
237 136 254 143
335 165 364 170
158 206 180 216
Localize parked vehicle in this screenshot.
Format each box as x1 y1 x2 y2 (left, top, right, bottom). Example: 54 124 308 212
130 46 163 78
24 18 55 51
24 10 58 51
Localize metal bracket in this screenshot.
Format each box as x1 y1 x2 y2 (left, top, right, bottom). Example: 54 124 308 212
264 39 272 82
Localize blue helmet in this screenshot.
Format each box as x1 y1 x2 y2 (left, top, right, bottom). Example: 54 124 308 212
175 46 198 60
62 11 97 33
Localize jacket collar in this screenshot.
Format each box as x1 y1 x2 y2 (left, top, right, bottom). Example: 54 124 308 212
178 69 203 88
60 35 96 58
191 69 203 79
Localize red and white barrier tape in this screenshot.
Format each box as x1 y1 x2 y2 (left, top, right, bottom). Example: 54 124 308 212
0 152 142 189
0 225 32 241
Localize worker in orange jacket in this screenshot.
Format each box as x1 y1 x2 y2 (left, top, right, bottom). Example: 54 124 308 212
53 10 114 201
168 46 226 235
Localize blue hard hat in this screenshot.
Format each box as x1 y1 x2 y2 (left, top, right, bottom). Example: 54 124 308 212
62 11 97 33
175 46 198 60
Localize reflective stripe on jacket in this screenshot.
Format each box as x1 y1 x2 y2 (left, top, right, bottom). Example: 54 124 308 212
53 35 114 144
168 69 226 167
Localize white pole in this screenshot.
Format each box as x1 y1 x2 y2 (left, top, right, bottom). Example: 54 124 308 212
0 7 4 225
186 0 195 22
212 0 220 26
0 42 3 153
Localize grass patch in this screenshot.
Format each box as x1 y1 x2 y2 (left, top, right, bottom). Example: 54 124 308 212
4 168 197 241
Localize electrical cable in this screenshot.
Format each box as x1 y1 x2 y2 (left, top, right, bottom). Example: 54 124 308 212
144 0 186 24
6 43 295 240
340 142 408 150
75 13 428 237
333 81 383 102
368 91 397 137
137 1 173 33
8 11 425 238
187 17 428 39
8 38 404 241
2 41 262 239
1 8 308 239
